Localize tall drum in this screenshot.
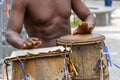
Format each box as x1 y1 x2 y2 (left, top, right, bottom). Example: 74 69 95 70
5 46 70 80
57 33 109 80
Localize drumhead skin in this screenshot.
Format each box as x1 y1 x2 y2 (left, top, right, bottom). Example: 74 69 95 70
57 33 105 46
5 46 70 62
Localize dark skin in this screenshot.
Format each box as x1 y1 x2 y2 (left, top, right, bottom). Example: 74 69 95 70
5 0 96 49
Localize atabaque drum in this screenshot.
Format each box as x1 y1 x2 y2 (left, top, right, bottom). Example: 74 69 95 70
5 46 70 80
57 33 109 80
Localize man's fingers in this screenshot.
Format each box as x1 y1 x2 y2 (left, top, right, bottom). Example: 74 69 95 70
20 44 27 49
20 41 34 49
73 22 92 34
27 38 41 45
34 41 42 48
33 41 41 46
31 37 40 41
20 38 42 49
24 40 33 46
82 22 88 29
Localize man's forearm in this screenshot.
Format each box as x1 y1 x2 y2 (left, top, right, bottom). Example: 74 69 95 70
5 30 25 49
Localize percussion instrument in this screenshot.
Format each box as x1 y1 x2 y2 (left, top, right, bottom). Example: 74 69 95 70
57 33 109 80
5 46 70 80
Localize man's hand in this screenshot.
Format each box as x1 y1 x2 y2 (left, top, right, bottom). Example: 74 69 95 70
20 38 41 49
73 22 94 35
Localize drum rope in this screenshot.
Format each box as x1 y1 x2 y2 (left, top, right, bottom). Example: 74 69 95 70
63 42 76 80
17 57 27 80
63 42 79 80
96 42 104 80
64 43 69 80
57 41 79 79
4 60 10 80
69 42 78 77
100 50 104 80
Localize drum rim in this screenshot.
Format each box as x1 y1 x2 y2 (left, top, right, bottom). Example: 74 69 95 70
5 52 69 62
57 33 105 46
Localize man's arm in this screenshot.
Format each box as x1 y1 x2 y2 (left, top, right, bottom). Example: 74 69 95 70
5 0 27 48
71 0 96 34
5 0 41 49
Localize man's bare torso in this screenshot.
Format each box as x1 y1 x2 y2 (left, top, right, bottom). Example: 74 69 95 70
24 0 71 47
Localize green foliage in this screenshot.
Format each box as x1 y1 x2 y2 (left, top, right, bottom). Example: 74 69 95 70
71 19 82 28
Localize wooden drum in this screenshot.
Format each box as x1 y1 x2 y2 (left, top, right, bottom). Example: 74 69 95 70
57 33 109 80
5 46 70 80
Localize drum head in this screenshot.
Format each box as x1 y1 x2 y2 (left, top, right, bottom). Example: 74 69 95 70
57 33 105 46
5 46 70 62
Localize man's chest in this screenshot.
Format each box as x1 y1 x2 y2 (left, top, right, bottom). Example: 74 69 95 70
26 0 71 22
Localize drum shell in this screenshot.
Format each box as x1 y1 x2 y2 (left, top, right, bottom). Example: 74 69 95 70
70 42 109 80
5 46 68 80
11 56 64 80
57 34 109 80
